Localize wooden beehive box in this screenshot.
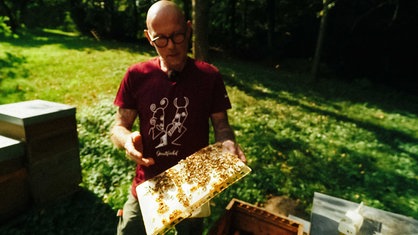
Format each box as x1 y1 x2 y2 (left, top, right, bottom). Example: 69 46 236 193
209 198 304 235
0 100 81 205
0 135 30 222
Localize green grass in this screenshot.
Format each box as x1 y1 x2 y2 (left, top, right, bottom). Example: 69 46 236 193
0 28 154 108
1 29 417 234
215 59 418 214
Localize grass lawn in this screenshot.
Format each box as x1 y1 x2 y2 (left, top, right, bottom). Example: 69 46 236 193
1 29 417 234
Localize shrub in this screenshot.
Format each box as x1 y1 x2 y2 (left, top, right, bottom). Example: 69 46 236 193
77 96 135 210
0 16 13 37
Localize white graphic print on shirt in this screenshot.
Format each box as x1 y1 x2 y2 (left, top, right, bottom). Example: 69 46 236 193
149 97 189 150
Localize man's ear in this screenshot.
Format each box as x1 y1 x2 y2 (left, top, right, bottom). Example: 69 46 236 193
144 29 153 46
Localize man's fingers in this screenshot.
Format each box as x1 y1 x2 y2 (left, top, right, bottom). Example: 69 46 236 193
222 140 247 163
237 146 247 163
131 131 143 151
131 131 141 143
140 157 155 166
125 148 155 166
221 140 235 152
124 131 154 166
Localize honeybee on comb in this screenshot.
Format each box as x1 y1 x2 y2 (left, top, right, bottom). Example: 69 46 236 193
137 143 251 235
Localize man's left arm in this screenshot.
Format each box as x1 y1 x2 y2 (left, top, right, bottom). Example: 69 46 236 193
211 111 246 163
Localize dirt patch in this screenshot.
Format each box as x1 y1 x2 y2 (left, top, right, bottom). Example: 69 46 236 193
263 195 309 220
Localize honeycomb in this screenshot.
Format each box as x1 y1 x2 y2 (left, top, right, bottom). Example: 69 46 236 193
136 143 251 235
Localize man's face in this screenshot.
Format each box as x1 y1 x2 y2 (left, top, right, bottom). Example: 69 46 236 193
146 17 191 72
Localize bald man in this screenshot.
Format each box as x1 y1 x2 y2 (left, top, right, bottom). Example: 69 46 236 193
111 1 245 234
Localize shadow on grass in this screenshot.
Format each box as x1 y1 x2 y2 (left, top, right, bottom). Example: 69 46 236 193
0 188 118 235
217 58 418 219
0 52 30 104
219 58 418 154
218 57 418 116
237 114 418 218
0 53 27 76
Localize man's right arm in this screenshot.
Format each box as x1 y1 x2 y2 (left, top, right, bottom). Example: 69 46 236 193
110 107 137 148
110 107 155 166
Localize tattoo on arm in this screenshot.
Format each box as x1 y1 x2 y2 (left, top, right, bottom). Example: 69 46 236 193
211 111 236 142
212 112 246 162
110 108 138 148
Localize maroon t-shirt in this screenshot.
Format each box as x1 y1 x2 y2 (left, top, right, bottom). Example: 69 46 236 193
114 57 231 197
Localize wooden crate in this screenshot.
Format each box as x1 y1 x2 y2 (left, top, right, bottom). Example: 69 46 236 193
0 168 30 222
0 100 76 141
25 127 79 164
209 198 304 235
0 100 82 205
0 136 30 222
28 147 81 204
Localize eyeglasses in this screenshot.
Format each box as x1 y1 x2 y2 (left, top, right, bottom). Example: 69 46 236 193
149 30 187 48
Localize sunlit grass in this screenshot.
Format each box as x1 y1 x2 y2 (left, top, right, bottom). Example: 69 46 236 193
0 29 154 108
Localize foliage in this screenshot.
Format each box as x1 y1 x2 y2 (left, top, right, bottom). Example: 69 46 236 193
208 0 320 58
77 97 136 210
0 49 28 101
325 0 418 91
69 0 151 40
0 30 417 234
23 1 76 31
0 190 118 235
2 0 418 91
0 16 13 37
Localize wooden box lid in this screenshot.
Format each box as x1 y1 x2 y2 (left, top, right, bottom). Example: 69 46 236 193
0 100 75 126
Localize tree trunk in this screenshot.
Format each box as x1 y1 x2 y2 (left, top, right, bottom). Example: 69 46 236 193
267 0 275 53
226 0 237 52
131 0 138 28
192 0 209 61
311 0 330 81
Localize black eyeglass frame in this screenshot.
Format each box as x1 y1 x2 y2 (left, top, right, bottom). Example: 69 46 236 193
149 28 188 48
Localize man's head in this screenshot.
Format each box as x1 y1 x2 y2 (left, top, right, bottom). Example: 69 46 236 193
145 0 192 73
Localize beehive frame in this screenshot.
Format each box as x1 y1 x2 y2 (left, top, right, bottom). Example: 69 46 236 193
136 143 251 235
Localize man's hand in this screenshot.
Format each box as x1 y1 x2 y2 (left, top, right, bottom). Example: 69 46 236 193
110 108 155 166
210 111 247 163
124 131 155 166
222 140 246 163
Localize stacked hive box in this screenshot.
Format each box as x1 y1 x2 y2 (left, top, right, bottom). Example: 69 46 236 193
209 198 304 235
0 100 81 206
0 136 30 221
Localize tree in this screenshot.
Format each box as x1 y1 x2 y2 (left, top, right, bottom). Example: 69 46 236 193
266 0 276 52
192 0 209 61
0 0 29 33
311 0 334 81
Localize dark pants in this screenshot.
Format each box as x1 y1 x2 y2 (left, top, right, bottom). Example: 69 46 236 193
117 191 204 235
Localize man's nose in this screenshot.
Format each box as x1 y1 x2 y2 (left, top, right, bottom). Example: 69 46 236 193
166 38 176 49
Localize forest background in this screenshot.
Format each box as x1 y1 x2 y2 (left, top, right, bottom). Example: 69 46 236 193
2 0 418 92
1 0 418 234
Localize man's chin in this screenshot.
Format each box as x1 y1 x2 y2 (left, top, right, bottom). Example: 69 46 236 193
165 58 187 71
